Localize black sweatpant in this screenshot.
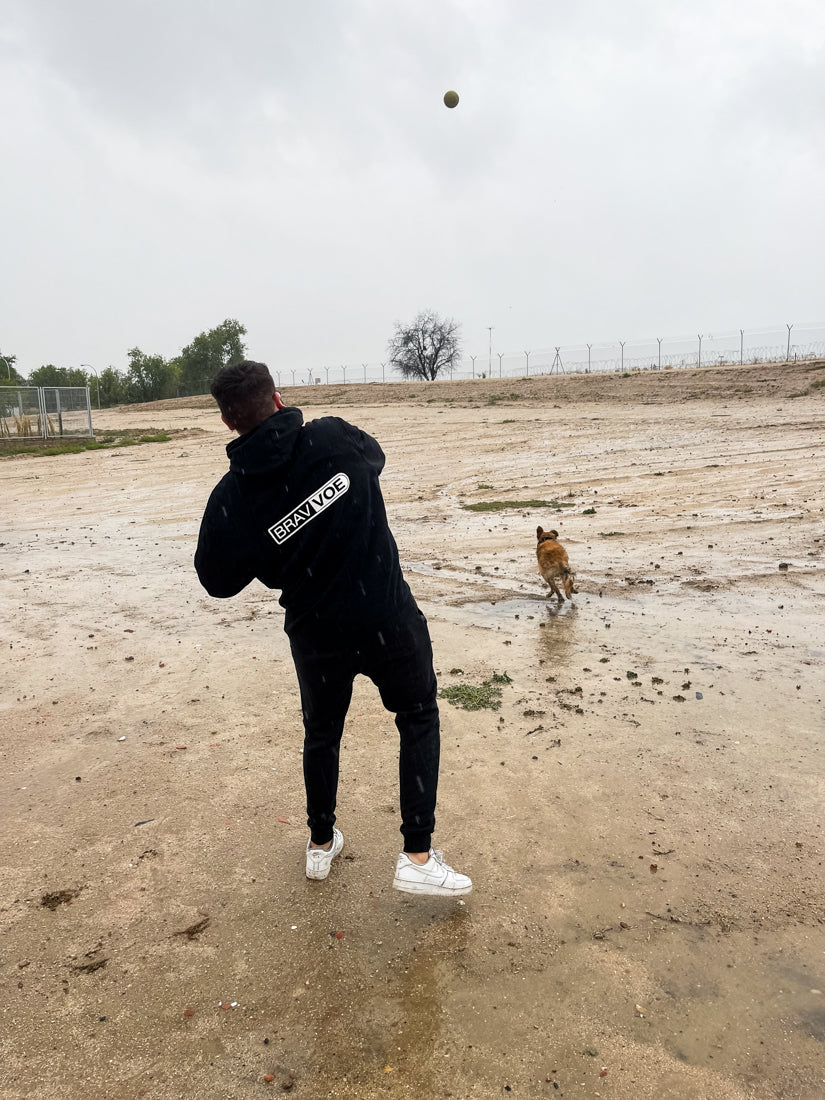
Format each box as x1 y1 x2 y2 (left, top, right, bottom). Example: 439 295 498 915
289 606 440 853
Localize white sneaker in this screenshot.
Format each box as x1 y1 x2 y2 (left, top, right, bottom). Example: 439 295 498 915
392 849 472 896
305 828 344 880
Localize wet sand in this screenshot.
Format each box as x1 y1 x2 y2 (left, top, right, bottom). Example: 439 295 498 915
1 360 824 1099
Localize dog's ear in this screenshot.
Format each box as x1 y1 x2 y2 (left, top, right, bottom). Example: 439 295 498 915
536 526 544 539
549 529 559 539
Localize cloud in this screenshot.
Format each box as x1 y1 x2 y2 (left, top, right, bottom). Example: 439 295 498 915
1 0 824 373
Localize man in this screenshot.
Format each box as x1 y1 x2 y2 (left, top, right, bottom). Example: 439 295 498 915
195 361 471 896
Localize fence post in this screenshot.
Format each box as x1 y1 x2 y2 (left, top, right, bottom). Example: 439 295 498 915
587 343 592 372
620 341 625 372
786 323 793 361
657 337 662 370
470 355 476 378
698 334 702 368
524 351 530 376
36 388 47 438
740 329 744 365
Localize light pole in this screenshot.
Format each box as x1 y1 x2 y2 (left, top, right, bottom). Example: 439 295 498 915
620 341 625 372
740 329 744 365
657 337 662 370
524 351 530 376
0 356 12 380
697 334 703 368
81 363 100 409
487 327 493 376
786 323 793 361
470 355 476 378
497 352 503 377
587 344 592 373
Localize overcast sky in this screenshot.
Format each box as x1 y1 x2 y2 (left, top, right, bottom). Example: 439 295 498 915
2 0 824 377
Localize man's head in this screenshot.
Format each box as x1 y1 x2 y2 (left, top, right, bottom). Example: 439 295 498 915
210 360 283 434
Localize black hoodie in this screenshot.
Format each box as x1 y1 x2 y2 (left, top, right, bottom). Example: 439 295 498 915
194 407 414 640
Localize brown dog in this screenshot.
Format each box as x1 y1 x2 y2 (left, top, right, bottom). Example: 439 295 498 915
536 527 577 601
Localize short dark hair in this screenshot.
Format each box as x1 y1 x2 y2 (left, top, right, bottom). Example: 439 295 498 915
210 360 276 433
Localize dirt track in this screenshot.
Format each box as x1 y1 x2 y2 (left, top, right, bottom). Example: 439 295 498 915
1 360 824 1099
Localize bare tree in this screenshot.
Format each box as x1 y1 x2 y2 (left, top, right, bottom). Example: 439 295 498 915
387 310 462 381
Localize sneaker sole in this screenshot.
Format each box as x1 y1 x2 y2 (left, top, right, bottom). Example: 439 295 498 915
306 866 333 881
392 877 472 897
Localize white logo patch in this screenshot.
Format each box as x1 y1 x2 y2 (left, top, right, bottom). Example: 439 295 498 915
268 473 350 545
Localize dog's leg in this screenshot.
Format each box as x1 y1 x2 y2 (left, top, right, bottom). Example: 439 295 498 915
547 578 564 601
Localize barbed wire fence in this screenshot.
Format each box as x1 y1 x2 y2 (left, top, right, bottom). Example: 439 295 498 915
268 322 825 388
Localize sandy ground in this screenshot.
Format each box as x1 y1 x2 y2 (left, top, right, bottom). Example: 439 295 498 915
1 360 824 1100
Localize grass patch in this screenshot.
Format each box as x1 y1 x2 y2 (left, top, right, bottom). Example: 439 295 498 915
582 507 596 515
1 430 173 458
463 499 574 513
439 670 512 711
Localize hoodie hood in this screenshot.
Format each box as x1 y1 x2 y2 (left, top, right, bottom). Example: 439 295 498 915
226 407 304 478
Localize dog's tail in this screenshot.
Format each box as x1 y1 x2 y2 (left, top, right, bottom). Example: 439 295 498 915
563 567 578 597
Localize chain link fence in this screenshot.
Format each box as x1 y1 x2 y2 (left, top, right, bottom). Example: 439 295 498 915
0 387 93 440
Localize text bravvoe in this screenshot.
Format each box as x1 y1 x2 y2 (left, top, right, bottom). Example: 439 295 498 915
268 473 350 544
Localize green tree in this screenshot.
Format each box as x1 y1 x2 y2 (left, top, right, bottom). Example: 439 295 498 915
387 310 462 381
0 351 23 385
174 318 247 396
27 364 61 386
125 348 176 403
28 364 90 387
98 367 129 408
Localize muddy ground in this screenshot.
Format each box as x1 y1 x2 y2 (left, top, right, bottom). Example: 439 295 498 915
1 360 824 1099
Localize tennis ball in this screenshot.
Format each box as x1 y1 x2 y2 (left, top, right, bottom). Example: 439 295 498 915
443 90 459 109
